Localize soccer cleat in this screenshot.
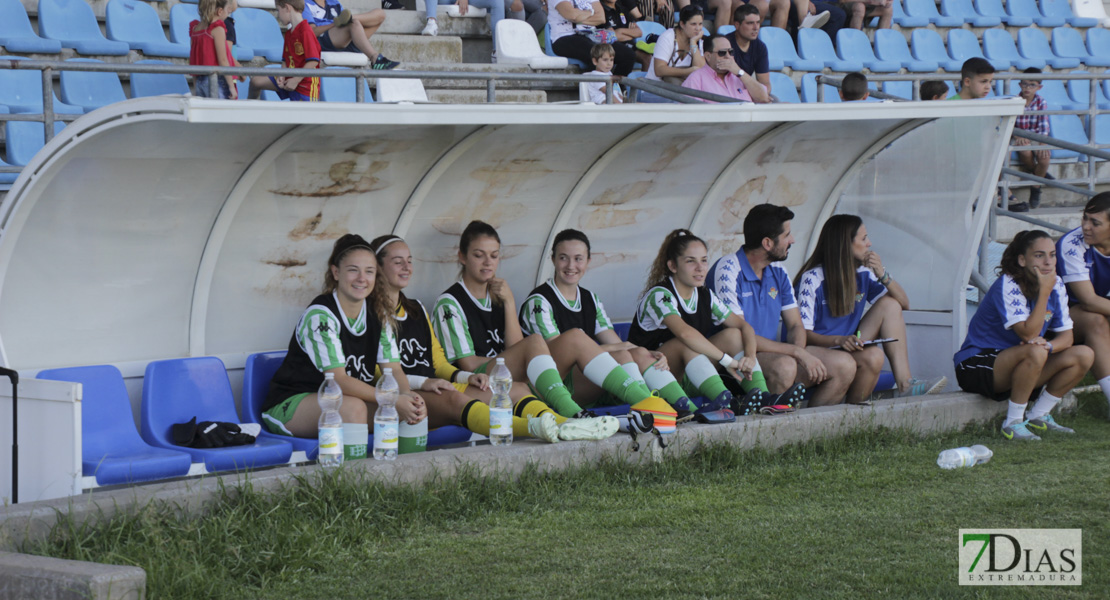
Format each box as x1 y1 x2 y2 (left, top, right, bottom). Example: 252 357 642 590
729 388 764 416
372 55 401 70
1027 414 1075 434
527 412 562 443
421 19 438 36
765 383 806 409
801 10 830 28
573 409 599 419
1001 420 1041 441
672 396 698 423
896 376 947 398
701 389 734 413
558 415 619 441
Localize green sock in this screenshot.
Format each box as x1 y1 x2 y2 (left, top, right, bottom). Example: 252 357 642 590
734 352 769 393
584 354 651 404
685 354 728 401
642 363 688 406
526 355 581 417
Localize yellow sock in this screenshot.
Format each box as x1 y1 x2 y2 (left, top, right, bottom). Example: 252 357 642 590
513 395 568 424
464 399 537 438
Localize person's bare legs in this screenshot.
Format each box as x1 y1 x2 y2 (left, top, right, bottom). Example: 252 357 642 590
756 352 797 394
326 10 386 61
1070 306 1110 380
991 344 1048 407
769 0 791 28
858 296 912 391
845 346 884 404
709 0 732 32
284 393 369 437
804 346 856 406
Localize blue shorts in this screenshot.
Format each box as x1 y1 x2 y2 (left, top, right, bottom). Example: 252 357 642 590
195 75 232 99
318 32 358 53
268 76 315 101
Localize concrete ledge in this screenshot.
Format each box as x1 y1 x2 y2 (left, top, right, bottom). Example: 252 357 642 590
0 552 144 600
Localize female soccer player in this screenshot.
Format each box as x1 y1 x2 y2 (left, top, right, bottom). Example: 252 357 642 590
795 214 945 404
954 230 1092 440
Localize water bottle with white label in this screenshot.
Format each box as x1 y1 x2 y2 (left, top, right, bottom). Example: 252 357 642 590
317 373 344 468
489 358 513 446
937 445 992 469
373 368 399 460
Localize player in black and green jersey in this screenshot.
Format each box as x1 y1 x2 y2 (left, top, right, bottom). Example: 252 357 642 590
432 220 663 420
520 229 698 415
629 229 805 418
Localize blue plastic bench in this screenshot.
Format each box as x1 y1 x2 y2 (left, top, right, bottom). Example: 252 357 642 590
38 0 131 55
0 0 63 53
106 0 190 59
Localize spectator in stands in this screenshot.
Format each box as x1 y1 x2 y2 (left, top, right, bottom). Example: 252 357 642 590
262 234 423 438
951 57 994 100
708 204 856 406
550 0 637 75
681 34 769 103
838 71 868 101
190 0 238 99
1055 193 1110 420
646 5 705 84
1012 67 1053 211
675 0 732 34
519 0 548 34
248 0 321 101
304 0 399 69
586 44 624 103
920 79 948 101
601 0 645 70
731 0 830 30
726 4 771 96
840 0 891 29
795 214 947 403
956 230 1091 440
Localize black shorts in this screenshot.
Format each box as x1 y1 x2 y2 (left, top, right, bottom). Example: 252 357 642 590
955 349 1008 401
318 32 358 53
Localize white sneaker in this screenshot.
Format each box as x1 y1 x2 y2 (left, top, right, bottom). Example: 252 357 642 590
422 18 438 36
801 10 830 28
527 412 561 444
558 416 619 441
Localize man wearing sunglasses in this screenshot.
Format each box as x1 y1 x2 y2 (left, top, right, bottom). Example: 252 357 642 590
681 34 769 103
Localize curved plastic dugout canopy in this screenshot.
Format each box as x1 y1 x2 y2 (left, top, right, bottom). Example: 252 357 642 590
0 97 1022 382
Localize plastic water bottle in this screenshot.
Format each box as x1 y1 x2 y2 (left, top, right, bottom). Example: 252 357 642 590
373 368 399 460
489 358 513 446
317 373 344 468
937 445 993 469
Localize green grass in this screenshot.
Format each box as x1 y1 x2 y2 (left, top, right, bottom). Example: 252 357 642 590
24 393 1110 599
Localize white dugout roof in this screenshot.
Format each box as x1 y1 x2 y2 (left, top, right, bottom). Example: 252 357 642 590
0 97 1023 381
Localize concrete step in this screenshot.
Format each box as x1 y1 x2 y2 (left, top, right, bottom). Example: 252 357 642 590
374 33 461 64
397 62 577 90
995 206 1079 243
426 88 547 103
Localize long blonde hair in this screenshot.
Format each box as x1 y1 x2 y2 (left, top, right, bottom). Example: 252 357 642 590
196 0 229 27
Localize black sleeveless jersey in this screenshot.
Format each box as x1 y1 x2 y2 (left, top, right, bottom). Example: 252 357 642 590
265 292 384 411
628 278 716 350
519 280 600 341
396 299 436 379
442 282 505 359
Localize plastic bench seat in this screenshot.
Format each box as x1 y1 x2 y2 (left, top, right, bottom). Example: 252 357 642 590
4 120 66 165
910 29 963 72
1007 0 1066 27
1041 0 1100 26
377 78 428 102
1092 115 1110 160
948 29 1007 71
0 56 86 114
940 0 1001 27
975 0 1032 25
1087 29 1110 69
142 356 293 472
319 67 374 102
874 29 937 72
767 72 800 103
130 59 191 97
38 365 194 486
1065 73 1110 110
242 351 320 460
169 4 254 62
904 0 963 26
230 7 284 63
982 29 1043 70
543 24 586 69
892 0 930 27
1016 28 1079 70
106 0 190 59
759 27 820 72
1047 114 1086 161
59 58 128 112
798 29 862 72
498 20 568 69
38 0 131 56
0 0 63 53
1051 27 1110 67
837 29 900 72
880 80 913 100
801 73 842 102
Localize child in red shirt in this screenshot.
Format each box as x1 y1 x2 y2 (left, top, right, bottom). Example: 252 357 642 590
190 0 238 99
248 0 321 101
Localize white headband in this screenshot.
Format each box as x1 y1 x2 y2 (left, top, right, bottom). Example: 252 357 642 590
375 237 404 255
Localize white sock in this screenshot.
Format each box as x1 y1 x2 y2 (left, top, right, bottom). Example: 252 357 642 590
622 362 646 384
1098 375 1110 403
732 351 763 372
685 354 718 389
1026 389 1062 420
1005 400 1027 427
582 353 622 386
525 355 559 385
643 362 680 392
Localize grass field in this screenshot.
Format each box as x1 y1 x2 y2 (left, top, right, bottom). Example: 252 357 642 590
25 393 1110 599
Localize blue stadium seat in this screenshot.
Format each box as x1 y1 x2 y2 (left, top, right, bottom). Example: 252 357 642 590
4 120 66 165
1006 0 1066 27
1005 78 1081 110
1016 28 1079 70
974 0 1033 25
613 322 631 342
141 356 293 472
169 4 254 62
1051 27 1110 67
1092 115 1110 160
1040 0 1100 27
232 7 284 63
892 0 929 27
130 60 191 97
37 365 194 486
37 0 131 56
836 29 899 72
0 0 63 53
798 29 862 72
106 0 190 59
1046 114 1086 161
904 0 963 26
759 26 823 71
544 24 587 69
1065 73 1110 110
880 80 913 100
0 107 15 186
767 72 800 102
59 58 128 112
1087 29 1110 69
319 67 374 102
0 57 86 114
800 73 842 102
948 29 1006 71
241 351 319 461
982 29 1043 70
910 29 963 72
717 24 735 36
939 0 1001 27
874 30 936 72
